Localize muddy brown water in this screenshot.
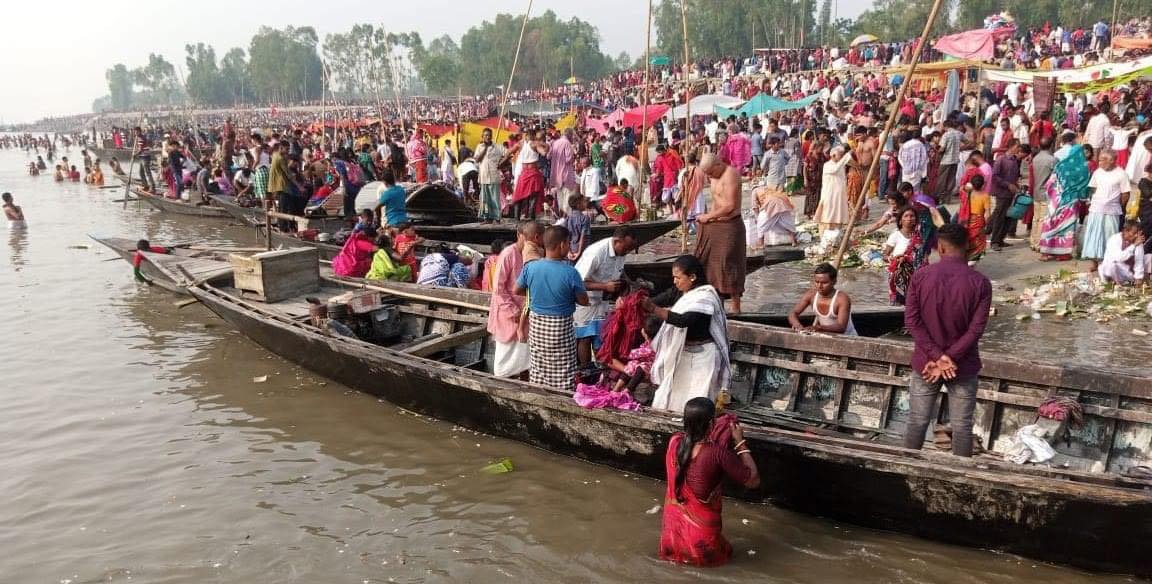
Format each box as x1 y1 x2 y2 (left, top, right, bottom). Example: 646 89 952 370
0 148 1142 583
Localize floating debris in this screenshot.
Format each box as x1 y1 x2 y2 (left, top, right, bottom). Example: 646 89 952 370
479 457 514 474
252 375 268 383
1003 270 1152 322
645 505 662 515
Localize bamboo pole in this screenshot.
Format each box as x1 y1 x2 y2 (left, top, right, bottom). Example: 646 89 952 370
679 0 692 253
496 0 535 138
639 0 653 215
122 131 138 210
830 0 946 269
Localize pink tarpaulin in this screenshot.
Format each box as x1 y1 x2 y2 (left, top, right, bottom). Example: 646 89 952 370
587 110 625 135
935 26 1016 61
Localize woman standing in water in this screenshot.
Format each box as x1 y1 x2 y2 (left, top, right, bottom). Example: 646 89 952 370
659 397 760 567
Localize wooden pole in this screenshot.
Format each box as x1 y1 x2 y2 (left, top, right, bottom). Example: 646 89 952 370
496 0 535 137
830 0 946 269
122 130 139 210
680 0 692 253
639 0 653 214
1110 0 1121 51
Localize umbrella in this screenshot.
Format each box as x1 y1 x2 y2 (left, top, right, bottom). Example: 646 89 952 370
650 55 670 66
563 76 579 85
850 34 879 47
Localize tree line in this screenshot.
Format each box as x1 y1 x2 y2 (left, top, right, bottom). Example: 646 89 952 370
99 11 623 112
654 0 1118 62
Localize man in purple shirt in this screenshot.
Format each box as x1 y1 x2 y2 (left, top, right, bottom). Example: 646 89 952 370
989 140 1021 250
903 223 992 457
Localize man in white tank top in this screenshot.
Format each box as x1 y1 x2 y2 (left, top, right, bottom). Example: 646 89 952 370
786 262 857 335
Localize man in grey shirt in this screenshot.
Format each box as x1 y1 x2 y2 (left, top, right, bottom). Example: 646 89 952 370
760 138 791 191
1028 137 1056 247
935 119 965 205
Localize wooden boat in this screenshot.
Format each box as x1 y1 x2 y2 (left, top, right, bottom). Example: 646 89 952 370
627 247 803 290
413 219 681 247
209 194 263 226
90 235 235 294
131 188 233 219
190 275 1152 576
733 303 906 337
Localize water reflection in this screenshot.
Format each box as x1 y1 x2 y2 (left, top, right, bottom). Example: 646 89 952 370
8 227 27 270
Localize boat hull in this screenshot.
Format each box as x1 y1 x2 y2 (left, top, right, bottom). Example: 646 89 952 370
133 189 232 218
414 219 680 247
191 284 1152 576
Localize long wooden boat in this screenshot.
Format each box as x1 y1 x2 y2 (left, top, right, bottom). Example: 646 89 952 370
190 276 1152 576
627 248 803 290
413 219 681 247
209 194 263 226
131 188 233 219
91 235 235 294
733 303 906 337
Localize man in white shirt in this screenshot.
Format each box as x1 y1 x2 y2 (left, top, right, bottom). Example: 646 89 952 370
572 227 638 365
1099 222 1148 284
1084 105 1112 151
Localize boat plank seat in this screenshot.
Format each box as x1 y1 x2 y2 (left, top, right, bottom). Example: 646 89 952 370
392 304 488 325
401 325 488 358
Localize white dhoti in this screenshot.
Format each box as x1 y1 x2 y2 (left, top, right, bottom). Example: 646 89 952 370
651 342 722 413
492 340 530 377
757 207 796 246
1099 252 1151 284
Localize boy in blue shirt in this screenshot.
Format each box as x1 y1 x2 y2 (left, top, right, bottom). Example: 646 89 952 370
515 225 589 391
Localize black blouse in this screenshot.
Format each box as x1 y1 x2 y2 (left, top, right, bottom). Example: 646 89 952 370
652 287 714 342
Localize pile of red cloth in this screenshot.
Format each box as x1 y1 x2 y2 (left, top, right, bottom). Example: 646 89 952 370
596 289 649 364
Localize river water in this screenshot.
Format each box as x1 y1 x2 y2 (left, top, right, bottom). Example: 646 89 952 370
0 147 1139 583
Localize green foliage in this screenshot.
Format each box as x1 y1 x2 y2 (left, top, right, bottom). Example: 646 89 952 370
184 43 227 106
133 53 181 105
220 48 249 104
655 0 817 59
248 26 323 102
105 63 133 111
322 25 419 98
409 10 617 95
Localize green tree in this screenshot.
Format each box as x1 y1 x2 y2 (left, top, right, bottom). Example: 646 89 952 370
655 0 817 59
133 53 180 105
818 0 833 45
105 63 133 111
220 48 249 104
446 10 616 94
249 26 323 102
184 43 227 106
411 35 462 94
851 0 953 42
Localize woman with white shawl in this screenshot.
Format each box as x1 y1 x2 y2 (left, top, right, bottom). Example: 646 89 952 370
644 255 731 412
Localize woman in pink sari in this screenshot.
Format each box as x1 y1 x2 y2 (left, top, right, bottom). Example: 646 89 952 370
331 228 378 278
659 397 760 567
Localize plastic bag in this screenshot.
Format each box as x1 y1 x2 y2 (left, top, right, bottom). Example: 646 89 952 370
1006 424 1056 465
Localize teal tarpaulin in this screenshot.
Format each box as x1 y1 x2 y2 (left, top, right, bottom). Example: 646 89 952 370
713 93 821 118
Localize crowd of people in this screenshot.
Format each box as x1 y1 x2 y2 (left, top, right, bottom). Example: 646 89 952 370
9 13 1152 570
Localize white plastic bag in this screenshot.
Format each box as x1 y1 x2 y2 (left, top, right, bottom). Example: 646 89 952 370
1006 424 1056 464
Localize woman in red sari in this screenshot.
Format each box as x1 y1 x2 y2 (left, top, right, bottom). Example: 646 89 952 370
660 397 760 567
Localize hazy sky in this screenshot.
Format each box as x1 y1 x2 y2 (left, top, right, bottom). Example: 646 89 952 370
0 0 871 123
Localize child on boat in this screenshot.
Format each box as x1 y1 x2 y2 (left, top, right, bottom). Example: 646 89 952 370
392 222 422 283
607 316 662 393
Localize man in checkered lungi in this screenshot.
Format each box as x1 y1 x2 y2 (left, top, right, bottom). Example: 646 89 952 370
515 225 589 392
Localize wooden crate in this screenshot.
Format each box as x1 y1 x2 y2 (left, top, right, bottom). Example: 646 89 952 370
230 248 319 303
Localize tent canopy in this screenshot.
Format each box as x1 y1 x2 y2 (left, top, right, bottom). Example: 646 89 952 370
934 25 1016 61
668 94 745 119
714 93 820 118
622 104 670 128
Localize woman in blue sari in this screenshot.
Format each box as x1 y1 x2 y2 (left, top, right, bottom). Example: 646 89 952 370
1038 143 1091 261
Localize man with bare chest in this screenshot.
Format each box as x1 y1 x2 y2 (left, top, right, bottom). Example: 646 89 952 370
694 154 746 313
